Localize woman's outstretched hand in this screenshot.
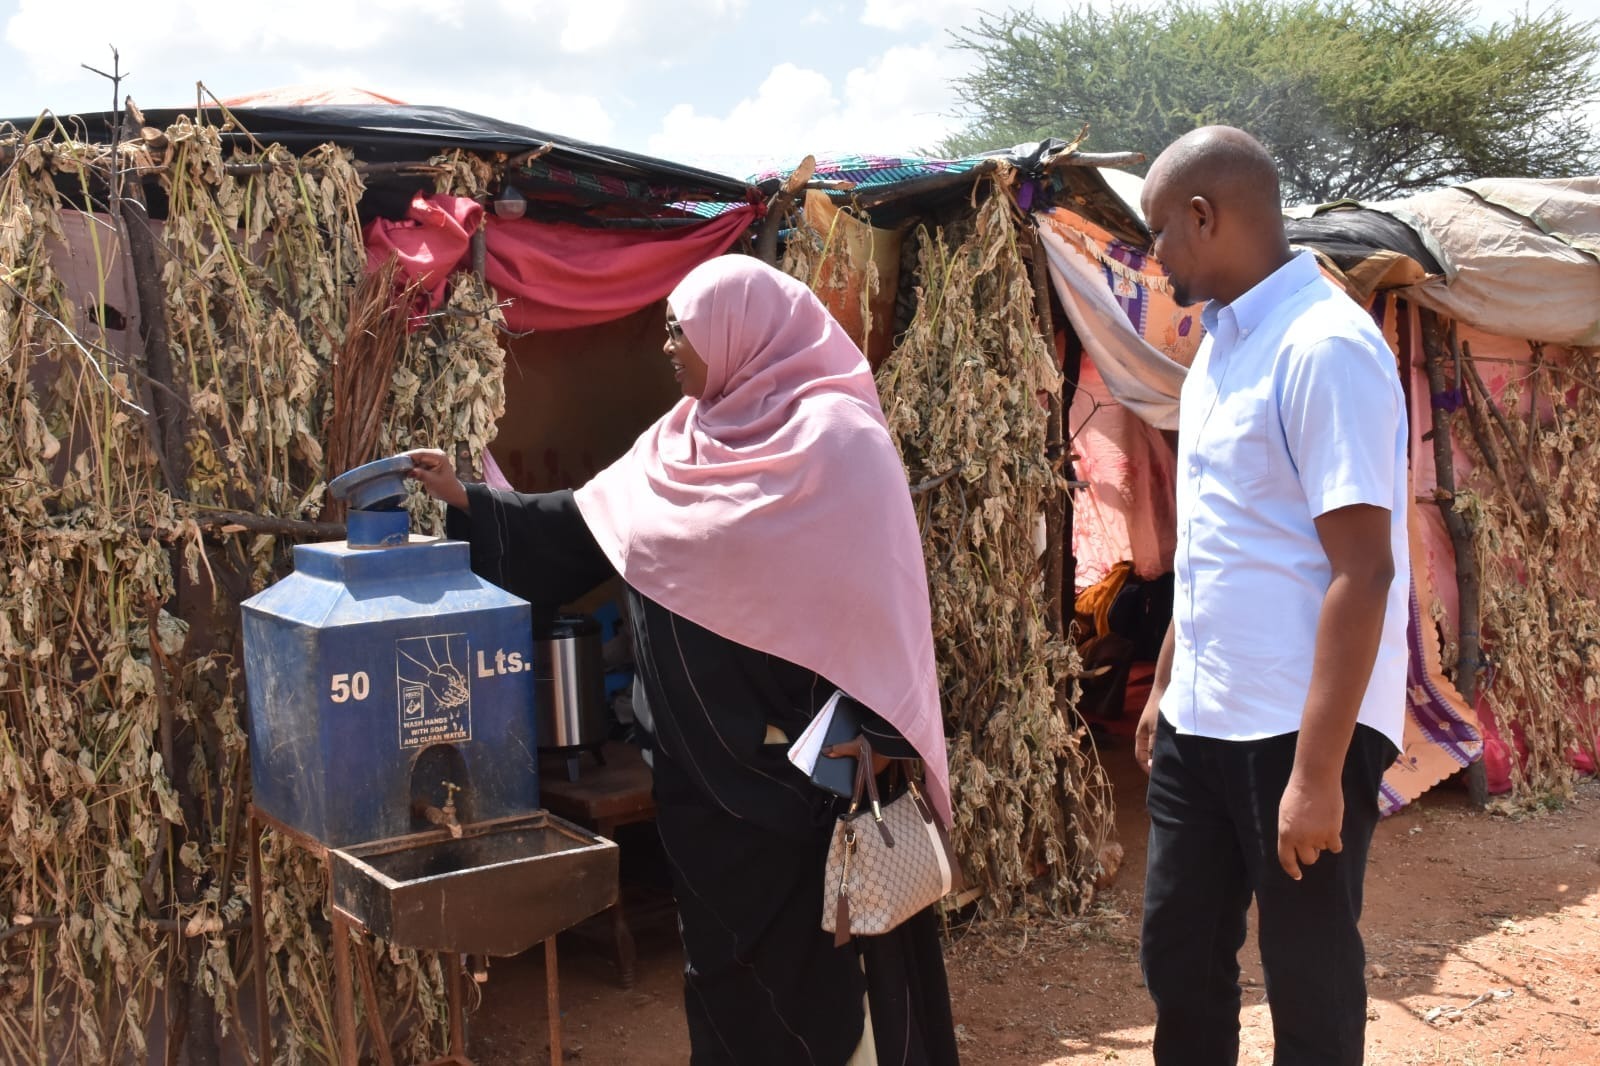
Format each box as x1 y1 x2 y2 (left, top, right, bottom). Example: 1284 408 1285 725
405 448 469 511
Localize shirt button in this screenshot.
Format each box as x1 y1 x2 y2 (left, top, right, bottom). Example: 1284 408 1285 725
1188 462 1200 476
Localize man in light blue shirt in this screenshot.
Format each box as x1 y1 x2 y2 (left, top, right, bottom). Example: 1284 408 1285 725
1134 127 1407 1065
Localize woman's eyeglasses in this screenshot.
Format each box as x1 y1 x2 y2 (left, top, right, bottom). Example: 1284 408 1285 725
666 319 684 344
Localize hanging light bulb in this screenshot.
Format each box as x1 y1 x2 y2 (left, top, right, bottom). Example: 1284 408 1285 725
493 183 527 220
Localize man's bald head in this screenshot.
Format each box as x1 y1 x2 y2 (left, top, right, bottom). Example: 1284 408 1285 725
1140 126 1292 307
1146 126 1283 221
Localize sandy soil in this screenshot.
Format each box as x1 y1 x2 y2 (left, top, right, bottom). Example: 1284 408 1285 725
469 732 1600 1065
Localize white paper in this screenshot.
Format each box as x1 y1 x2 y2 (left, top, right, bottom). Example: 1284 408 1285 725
786 689 844 776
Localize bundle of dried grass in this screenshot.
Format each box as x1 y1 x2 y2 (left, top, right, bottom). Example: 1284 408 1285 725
867 171 1113 914
0 115 505 1064
323 256 423 519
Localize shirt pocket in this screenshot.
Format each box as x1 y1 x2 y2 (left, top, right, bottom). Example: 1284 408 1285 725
1203 389 1272 486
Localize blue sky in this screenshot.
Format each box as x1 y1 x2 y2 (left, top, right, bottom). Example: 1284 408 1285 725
0 0 1591 179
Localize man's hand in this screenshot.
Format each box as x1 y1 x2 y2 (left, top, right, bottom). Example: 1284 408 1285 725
1134 693 1161 776
1277 502 1393 880
1276 769 1344 880
1136 621 1176 775
405 448 469 511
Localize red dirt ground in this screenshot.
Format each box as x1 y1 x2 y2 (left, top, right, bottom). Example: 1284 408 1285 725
470 731 1600 1065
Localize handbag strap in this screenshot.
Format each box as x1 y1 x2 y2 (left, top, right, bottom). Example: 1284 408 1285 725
824 734 895 848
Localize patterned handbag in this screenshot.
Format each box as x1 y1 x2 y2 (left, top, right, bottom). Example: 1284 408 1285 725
820 736 955 946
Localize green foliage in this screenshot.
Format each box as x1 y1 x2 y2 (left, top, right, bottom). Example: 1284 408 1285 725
945 0 1600 203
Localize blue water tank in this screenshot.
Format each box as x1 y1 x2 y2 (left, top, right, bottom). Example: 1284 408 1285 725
241 535 538 846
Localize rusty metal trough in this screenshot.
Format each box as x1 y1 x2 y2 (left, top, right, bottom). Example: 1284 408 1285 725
330 811 618 956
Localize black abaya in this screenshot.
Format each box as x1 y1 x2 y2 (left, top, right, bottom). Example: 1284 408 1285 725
448 485 960 1066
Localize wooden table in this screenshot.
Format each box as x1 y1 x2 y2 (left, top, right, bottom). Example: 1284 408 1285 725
539 743 656 987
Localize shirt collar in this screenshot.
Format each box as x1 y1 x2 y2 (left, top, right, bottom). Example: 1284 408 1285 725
1200 250 1320 338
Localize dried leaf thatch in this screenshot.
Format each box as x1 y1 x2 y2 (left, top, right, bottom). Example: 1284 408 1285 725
1 116 504 1063
1453 342 1600 806
793 171 1114 914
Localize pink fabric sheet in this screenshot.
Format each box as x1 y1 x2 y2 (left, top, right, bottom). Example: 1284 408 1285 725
364 193 758 332
1069 358 1178 590
1399 313 1597 792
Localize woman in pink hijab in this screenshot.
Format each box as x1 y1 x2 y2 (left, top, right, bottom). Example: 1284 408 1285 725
409 255 958 1066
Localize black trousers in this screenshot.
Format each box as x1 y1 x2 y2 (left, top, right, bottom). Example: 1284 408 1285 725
1140 716 1397 1066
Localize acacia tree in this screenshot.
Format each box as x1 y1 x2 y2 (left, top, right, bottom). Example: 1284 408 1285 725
945 0 1600 204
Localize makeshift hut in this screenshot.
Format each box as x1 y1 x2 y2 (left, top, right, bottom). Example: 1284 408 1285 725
750 142 1167 914
11 79 1588 1062
1026 170 1600 810
0 96 767 1064
1288 179 1600 804
0 102 1133 1064
770 155 1600 820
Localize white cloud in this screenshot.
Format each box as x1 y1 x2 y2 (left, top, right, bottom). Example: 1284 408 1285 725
485 0 745 53
1 0 743 114
433 83 616 142
840 45 958 138
859 0 943 31
4 0 453 85
558 0 626 53
859 0 1087 33
282 59 616 141
646 46 961 176
859 0 1023 33
648 63 835 167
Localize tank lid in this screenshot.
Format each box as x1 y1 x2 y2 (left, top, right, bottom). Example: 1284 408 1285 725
329 455 419 549
329 454 416 512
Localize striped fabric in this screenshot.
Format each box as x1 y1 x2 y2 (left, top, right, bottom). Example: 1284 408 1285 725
751 154 985 189
515 158 749 219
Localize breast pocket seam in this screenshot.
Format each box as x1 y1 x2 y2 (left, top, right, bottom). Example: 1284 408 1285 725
1207 400 1272 486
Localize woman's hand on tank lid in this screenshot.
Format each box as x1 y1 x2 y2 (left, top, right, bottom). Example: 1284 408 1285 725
404 448 469 511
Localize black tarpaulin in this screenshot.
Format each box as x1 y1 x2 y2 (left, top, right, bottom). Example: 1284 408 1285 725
6 103 753 205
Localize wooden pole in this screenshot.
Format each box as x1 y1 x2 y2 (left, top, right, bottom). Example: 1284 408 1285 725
1416 307 1483 705
470 227 487 284
755 155 816 265
249 813 272 1066
1416 305 1489 805
544 938 562 1066
113 103 187 497
331 913 359 1066
848 160 999 211
452 229 492 485
1043 150 1148 170
0 144 450 178
1059 329 1085 629
156 511 346 539
1420 302 1491 800
1027 224 1066 642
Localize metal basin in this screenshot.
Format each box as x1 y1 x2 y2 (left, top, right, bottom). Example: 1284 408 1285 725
329 811 618 956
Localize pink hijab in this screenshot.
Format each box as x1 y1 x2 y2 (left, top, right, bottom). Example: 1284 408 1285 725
573 256 951 825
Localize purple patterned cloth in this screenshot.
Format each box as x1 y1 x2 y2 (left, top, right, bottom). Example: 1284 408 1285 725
1378 579 1484 815
1102 241 1151 335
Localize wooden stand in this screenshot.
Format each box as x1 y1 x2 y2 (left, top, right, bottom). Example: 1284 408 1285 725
247 807 564 1066
538 743 656 987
